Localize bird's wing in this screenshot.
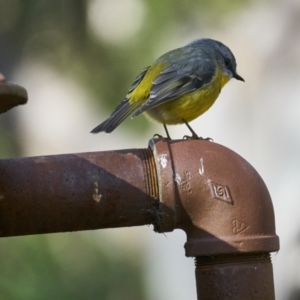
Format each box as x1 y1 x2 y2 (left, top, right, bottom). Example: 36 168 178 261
127 66 151 95
90 66 150 134
132 62 215 117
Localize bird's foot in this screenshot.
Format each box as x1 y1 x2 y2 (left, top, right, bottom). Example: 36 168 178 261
183 135 213 142
153 133 171 140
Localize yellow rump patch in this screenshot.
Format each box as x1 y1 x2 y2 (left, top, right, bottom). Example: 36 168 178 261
129 62 167 104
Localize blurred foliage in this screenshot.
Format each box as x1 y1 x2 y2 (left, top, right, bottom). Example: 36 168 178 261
0 233 145 300
0 1 249 299
0 0 248 156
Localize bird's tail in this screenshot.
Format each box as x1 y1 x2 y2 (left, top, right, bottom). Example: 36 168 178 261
90 100 139 134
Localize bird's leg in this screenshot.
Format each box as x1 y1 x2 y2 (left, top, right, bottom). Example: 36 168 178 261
183 120 199 139
182 119 213 141
163 124 171 140
153 123 171 139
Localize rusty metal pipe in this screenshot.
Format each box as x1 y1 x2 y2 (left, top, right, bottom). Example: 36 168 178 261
149 139 279 300
0 138 279 299
0 149 158 236
195 253 275 300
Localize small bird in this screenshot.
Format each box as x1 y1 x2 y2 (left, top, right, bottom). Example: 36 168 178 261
91 38 244 139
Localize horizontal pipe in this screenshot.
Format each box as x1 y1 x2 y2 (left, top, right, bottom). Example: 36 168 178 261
0 149 158 236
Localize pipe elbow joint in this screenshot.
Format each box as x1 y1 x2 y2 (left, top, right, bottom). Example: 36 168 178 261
150 139 279 257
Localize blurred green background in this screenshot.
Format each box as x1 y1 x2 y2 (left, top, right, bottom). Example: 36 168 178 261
0 0 247 159
0 0 300 299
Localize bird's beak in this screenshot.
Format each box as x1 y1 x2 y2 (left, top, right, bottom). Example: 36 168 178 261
233 72 245 82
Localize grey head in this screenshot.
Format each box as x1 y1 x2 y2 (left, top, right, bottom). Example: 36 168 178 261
188 38 244 82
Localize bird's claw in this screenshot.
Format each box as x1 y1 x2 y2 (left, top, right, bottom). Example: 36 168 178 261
183 135 213 142
153 133 171 140
183 134 198 140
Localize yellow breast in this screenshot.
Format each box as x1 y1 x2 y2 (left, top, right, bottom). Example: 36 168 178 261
145 65 225 125
221 73 230 88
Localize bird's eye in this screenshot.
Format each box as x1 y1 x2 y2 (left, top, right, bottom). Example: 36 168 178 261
224 57 231 67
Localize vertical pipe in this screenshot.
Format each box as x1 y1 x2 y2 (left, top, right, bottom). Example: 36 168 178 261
195 253 275 300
